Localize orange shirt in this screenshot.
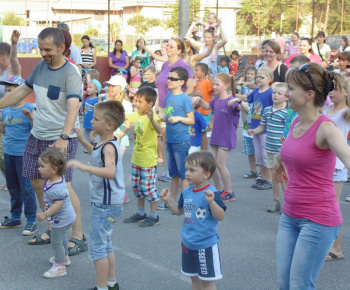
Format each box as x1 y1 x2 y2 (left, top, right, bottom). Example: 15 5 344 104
194 79 213 115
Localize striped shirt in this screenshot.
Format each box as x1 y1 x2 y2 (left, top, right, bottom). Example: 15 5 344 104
81 47 93 65
260 106 287 153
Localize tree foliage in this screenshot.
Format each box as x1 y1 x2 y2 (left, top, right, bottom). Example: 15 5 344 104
3 12 25 26
110 22 121 42
127 15 161 36
83 28 99 37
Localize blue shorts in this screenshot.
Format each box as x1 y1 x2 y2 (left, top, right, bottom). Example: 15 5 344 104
167 141 190 179
181 243 222 281
88 202 123 261
201 113 211 132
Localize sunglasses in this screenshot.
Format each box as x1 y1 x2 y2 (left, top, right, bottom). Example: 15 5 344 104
168 77 182 82
299 63 315 91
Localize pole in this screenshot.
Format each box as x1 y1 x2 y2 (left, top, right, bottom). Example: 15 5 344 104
341 0 344 36
296 0 299 32
108 0 110 53
257 0 260 53
216 0 219 17
179 0 190 37
311 0 315 38
137 1 139 36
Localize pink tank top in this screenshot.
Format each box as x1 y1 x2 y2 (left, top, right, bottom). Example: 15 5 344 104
280 115 342 226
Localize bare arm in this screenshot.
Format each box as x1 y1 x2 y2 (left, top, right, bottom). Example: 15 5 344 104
147 108 162 134
191 39 217 64
248 124 266 135
9 30 21 76
185 78 194 95
205 190 225 221
74 127 94 154
21 107 36 127
325 50 331 62
0 84 32 108
37 200 64 222
215 23 228 51
168 112 195 125
129 66 141 78
108 57 120 70
185 21 198 40
160 188 183 215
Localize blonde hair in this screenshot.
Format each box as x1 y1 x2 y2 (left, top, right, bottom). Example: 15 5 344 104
272 82 288 91
113 90 130 102
216 72 236 97
257 67 274 81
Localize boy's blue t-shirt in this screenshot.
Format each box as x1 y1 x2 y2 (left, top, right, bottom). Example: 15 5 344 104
247 88 273 132
190 111 207 147
165 92 193 143
82 96 99 129
283 106 298 138
178 184 226 250
218 66 229 74
2 103 35 156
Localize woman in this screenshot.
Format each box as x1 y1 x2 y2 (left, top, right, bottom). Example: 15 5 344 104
312 31 331 67
284 32 300 59
80 35 96 70
284 38 322 67
261 41 288 82
108 40 130 78
332 35 350 57
185 18 227 78
130 38 150 71
273 62 350 289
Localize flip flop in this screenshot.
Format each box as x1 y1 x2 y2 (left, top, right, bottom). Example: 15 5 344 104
68 234 88 256
326 252 344 262
28 229 51 245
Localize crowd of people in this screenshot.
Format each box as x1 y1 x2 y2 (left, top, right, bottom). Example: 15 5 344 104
0 12 349 289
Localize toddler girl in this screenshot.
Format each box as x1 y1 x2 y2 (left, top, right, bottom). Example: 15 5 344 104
36 148 76 278
129 58 142 99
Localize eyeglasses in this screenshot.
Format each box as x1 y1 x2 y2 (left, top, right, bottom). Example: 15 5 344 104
168 77 182 82
299 63 315 91
256 76 267 80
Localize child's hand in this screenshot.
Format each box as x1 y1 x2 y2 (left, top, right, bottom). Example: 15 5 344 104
160 188 170 202
36 212 46 222
247 129 254 136
67 159 84 170
21 108 33 120
147 105 154 120
191 96 201 106
168 116 181 124
72 127 84 141
204 189 215 203
11 30 20 44
228 98 241 106
89 130 97 142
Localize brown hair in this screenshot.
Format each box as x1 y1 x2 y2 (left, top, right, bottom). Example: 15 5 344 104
339 51 350 62
185 151 216 178
94 100 125 130
86 69 100 80
135 87 157 106
286 62 333 107
265 41 281 55
39 148 66 175
170 37 185 56
183 39 193 57
144 65 157 74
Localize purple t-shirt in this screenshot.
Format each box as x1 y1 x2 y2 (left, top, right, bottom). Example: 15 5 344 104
108 51 128 75
155 59 193 108
209 96 240 149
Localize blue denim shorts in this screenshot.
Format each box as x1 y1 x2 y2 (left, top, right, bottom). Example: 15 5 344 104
88 202 123 261
167 141 190 179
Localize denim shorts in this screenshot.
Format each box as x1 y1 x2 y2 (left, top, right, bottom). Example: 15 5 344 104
333 167 347 182
88 202 123 261
167 141 190 179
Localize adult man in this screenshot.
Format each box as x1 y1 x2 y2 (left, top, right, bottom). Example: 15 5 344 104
0 27 87 255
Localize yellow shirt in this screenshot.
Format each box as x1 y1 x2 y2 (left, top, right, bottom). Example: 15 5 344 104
127 112 161 168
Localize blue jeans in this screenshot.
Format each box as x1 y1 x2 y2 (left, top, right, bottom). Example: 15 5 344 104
4 154 37 221
167 141 190 179
276 213 341 290
88 202 123 261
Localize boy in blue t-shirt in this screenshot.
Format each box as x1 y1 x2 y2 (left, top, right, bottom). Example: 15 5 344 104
82 79 102 148
0 76 37 235
157 67 195 210
160 151 226 288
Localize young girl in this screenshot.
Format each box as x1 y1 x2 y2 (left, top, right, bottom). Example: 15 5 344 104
36 149 76 279
129 58 142 99
193 73 250 202
241 67 274 189
237 66 258 179
323 73 350 261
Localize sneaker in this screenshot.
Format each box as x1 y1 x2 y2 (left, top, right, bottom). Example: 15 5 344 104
346 194 350 202
252 179 264 189
108 283 119 290
243 171 258 179
124 213 147 223
267 200 281 212
123 193 129 204
140 216 160 227
221 191 236 202
0 216 21 228
158 171 171 182
157 203 169 210
257 180 273 190
206 131 212 138
49 255 71 266
43 264 67 278
219 190 227 198
22 222 38 236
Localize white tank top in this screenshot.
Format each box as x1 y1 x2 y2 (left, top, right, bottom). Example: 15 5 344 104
0 66 10 99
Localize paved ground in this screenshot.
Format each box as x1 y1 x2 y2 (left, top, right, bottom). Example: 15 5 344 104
1 125 350 289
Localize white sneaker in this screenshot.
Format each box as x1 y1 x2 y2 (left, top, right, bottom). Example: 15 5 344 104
346 194 350 202
43 264 67 278
49 255 71 266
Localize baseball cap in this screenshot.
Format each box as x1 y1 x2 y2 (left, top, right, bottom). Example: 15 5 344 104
90 79 102 94
195 31 203 38
103 75 126 89
0 75 25 86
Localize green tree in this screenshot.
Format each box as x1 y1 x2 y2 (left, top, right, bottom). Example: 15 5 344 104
127 15 161 35
83 28 99 38
3 12 25 26
110 22 121 42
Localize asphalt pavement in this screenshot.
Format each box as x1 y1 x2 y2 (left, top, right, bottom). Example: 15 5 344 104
1 125 350 289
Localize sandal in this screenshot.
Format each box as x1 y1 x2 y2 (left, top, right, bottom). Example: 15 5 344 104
28 229 51 245
68 234 88 256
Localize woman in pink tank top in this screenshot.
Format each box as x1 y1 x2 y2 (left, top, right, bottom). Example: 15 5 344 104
273 63 350 289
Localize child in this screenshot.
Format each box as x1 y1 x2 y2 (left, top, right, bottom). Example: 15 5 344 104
248 83 288 209
241 67 274 190
236 66 258 179
188 94 207 153
192 73 250 202
129 58 143 98
193 63 213 150
82 79 102 147
334 51 350 75
323 73 350 261
160 151 226 289
37 148 76 278
197 12 219 36
67 101 125 290
124 87 162 226
0 76 37 235
157 67 195 210
83 69 100 103
229 50 241 76
218 56 229 74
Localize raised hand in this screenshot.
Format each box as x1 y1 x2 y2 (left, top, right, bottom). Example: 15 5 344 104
160 188 170 202
11 30 20 45
204 189 215 203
